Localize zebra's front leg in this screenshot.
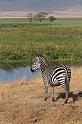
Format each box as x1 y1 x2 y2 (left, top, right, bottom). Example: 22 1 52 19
52 87 55 102
44 85 48 101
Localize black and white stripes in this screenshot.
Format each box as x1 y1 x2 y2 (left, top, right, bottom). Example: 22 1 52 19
31 56 71 103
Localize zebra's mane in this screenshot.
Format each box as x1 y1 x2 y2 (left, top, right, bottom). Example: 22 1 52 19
38 56 49 66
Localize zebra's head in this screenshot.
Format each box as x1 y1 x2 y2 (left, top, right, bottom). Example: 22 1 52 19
30 56 48 72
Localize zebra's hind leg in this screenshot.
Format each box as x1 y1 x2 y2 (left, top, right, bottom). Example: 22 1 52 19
64 90 69 104
63 74 70 104
61 82 69 104
64 83 69 104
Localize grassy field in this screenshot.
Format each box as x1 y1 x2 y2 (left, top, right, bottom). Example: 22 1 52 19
0 18 82 66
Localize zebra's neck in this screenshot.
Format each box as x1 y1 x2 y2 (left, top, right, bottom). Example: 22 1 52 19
40 63 52 82
40 63 49 72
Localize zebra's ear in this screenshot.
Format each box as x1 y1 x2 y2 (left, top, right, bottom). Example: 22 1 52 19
38 55 43 59
36 56 39 59
38 56 45 60
32 56 39 62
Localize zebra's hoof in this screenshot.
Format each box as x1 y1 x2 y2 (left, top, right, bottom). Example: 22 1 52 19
64 100 68 104
52 97 55 102
44 97 47 101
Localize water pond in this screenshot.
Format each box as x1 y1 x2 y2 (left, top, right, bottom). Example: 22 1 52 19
0 65 41 83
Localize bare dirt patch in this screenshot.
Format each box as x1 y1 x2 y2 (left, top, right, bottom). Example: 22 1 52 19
0 67 82 124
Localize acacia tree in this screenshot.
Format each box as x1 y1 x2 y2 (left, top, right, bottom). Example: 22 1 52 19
48 16 56 22
27 12 33 22
34 12 48 22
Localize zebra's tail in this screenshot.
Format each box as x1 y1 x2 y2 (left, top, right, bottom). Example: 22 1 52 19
63 65 71 83
65 74 69 92
64 74 69 103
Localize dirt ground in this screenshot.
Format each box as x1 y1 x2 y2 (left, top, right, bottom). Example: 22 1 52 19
0 67 82 124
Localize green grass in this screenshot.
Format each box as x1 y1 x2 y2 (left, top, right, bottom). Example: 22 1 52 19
0 18 82 66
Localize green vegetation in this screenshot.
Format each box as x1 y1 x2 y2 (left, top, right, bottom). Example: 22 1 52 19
0 18 82 66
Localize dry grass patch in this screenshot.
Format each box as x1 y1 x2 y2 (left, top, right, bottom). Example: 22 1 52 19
0 67 82 124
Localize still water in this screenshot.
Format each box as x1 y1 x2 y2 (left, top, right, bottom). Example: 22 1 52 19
0 66 40 83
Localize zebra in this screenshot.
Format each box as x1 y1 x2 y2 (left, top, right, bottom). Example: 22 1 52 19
30 56 71 103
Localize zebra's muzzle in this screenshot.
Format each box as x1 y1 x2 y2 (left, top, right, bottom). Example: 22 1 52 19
30 68 35 72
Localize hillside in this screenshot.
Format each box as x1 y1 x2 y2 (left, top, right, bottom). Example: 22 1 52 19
0 67 82 124
0 9 82 18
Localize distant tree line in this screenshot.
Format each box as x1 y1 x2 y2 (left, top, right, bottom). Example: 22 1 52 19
27 12 56 22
